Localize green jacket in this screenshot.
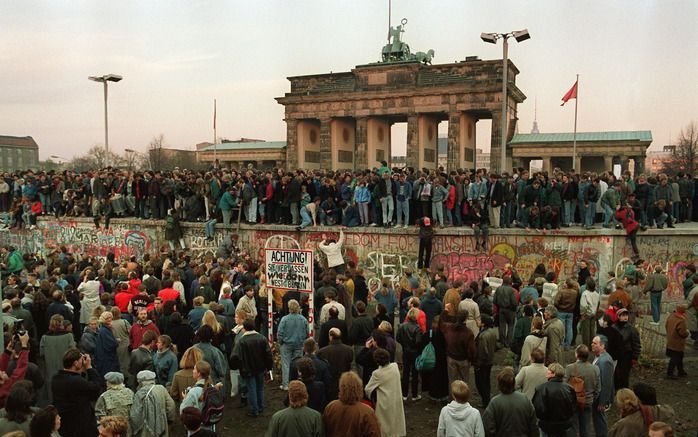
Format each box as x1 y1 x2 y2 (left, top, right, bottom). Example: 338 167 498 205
266 406 323 437
218 190 238 211
5 251 23 274
600 188 619 209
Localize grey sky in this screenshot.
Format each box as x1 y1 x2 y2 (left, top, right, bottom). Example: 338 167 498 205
1 0 696 160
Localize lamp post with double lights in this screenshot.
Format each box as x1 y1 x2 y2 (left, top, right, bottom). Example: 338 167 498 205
88 74 123 164
480 29 530 173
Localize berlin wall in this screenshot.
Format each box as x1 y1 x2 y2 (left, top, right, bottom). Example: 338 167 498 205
4 218 697 303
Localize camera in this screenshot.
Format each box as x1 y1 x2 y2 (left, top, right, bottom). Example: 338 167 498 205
11 320 26 352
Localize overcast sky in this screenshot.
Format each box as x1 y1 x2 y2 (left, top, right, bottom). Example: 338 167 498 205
1 0 697 160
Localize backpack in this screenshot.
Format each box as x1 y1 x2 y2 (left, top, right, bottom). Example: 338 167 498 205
568 364 586 410
197 383 225 425
415 332 436 372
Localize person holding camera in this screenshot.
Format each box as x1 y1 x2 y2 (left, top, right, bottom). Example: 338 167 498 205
52 348 102 437
0 330 29 408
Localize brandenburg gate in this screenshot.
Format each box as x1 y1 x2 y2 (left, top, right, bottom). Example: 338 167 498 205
276 24 525 173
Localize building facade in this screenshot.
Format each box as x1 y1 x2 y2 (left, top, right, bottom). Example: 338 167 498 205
509 131 651 175
197 140 286 170
0 135 39 172
276 58 525 173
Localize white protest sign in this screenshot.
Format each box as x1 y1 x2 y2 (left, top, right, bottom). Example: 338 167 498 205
265 248 313 292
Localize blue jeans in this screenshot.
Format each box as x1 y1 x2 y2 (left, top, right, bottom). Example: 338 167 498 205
517 204 528 227
564 200 576 225
39 193 50 213
204 219 217 238
501 202 513 227
432 201 444 226
222 209 233 226
453 200 463 226
585 203 596 227
602 204 617 226
280 343 303 387
299 207 312 229
245 372 265 416
396 199 409 225
246 197 258 223
559 312 574 346
650 291 662 323
381 197 394 225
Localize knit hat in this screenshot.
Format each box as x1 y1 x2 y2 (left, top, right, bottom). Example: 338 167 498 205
104 372 125 385
616 308 629 317
137 370 156 382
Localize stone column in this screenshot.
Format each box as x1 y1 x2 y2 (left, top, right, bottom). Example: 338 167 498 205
633 155 646 176
447 112 461 172
542 157 552 174
573 155 582 173
619 155 629 173
406 114 420 170
285 119 299 171
604 155 613 172
319 117 332 169
489 111 502 173
355 117 368 170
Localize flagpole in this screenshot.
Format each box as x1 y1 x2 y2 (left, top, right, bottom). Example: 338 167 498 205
572 74 578 171
213 99 217 163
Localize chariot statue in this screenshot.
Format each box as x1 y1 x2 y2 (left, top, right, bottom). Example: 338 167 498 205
380 18 434 65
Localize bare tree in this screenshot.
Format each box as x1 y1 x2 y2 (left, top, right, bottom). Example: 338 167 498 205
148 134 165 171
68 145 125 171
664 122 698 176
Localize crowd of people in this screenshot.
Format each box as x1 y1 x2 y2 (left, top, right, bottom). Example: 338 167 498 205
0 225 695 437
2 164 697 249
0 162 696 436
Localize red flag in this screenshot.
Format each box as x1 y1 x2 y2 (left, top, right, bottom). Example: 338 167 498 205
213 99 217 129
560 81 578 106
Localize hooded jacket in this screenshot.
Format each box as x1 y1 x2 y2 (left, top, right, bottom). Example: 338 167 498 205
437 401 484 437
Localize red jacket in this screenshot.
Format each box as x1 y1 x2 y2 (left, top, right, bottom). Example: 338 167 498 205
158 288 180 304
445 185 456 210
129 321 160 349
127 279 142 295
114 291 134 313
0 350 28 408
615 207 639 235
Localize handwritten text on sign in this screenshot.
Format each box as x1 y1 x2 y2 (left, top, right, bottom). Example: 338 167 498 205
265 249 314 293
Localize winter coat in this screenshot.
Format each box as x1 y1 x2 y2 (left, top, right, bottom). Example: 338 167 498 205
78 279 101 325
519 331 547 367
153 349 178 387
95 325 120 377
474 327 497 367
95 384 135 424
543 317 565 364
613 321 641 360
666 311 689 352
482 391 539 437
194 342 227 385
365 363 406 437
268 405 323 437
52 368 102 437
396 321 423 354
130 381 176 437
532 377 576 434
230 331 273 378
40 332 76 401
323 400 381 437
80 327 98 358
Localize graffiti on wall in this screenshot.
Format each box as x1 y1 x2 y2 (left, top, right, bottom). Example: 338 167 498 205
3 219 696 302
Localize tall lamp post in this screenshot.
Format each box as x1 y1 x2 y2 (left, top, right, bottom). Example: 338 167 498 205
88 74 123 162
480 29 530 173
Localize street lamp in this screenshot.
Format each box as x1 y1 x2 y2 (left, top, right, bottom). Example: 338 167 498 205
480 29 530 173
88 74 123 161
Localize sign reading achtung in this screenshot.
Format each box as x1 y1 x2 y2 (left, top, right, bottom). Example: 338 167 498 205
265 248 314 293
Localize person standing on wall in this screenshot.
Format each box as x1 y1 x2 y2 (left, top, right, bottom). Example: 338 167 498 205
416 216 433 271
